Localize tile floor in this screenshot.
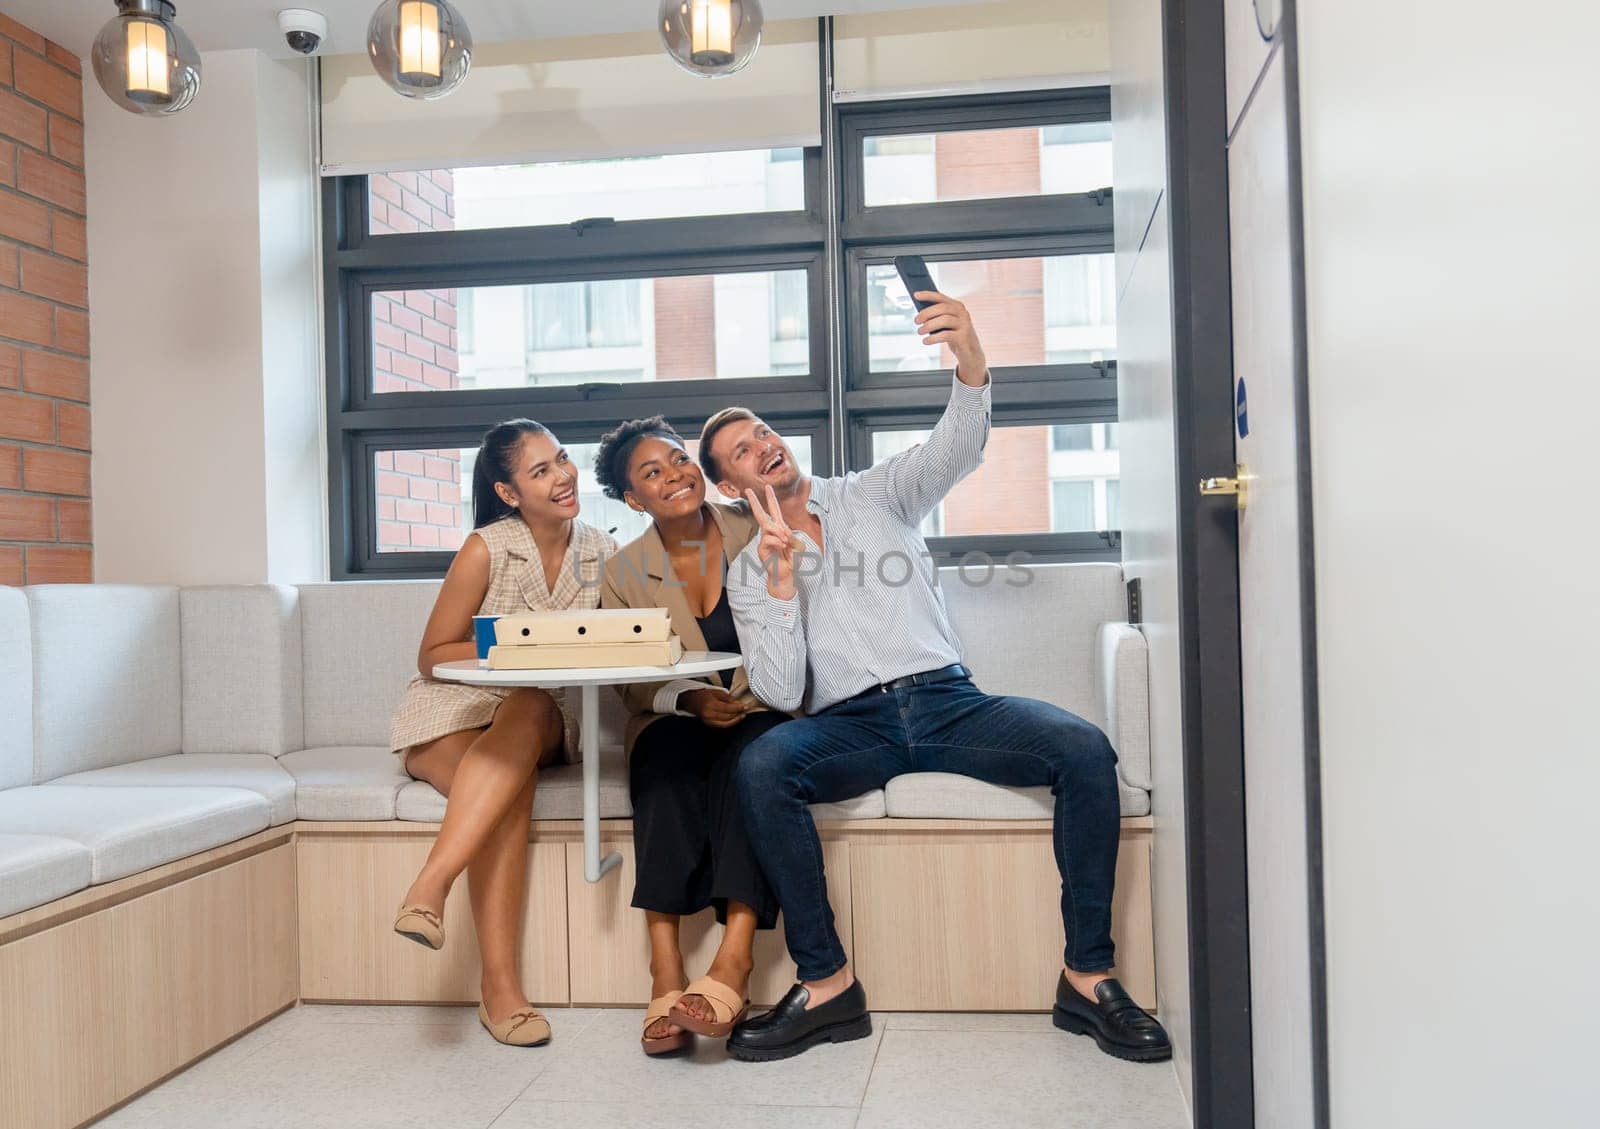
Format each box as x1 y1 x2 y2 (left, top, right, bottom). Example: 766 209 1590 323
97 1005 1191 1129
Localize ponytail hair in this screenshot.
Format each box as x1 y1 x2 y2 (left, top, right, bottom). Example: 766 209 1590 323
472 418 552 529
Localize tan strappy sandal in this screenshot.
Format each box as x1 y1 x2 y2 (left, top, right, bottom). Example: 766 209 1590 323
393 904 444 950
641 990 691 1056
478 1003 552 1047
668 976 750 1039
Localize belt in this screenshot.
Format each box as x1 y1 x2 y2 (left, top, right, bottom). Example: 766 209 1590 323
866 663 970 696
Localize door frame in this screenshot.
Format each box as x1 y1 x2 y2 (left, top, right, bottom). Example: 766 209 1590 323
1279 2 1331 1125
1163 1 1329 1126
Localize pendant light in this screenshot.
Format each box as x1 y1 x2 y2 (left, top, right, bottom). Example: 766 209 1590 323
367 0 473 100
660 0 764 78
91 0 201 115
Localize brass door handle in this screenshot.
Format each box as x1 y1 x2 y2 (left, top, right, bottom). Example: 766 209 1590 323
1198 464 1250 510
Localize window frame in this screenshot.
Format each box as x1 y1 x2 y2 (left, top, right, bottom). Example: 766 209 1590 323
846 406 1122 564
323 81 1120 578
835 90 1120 563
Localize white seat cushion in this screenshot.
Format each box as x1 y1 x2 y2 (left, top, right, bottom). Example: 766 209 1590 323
180 586 304 756
940 562 1124 731
296 581 440 748
0 834 92 918
0 588 30 791
0 786 271 883
295 581 632 756
883 772 1149 820
392 749 888 824
1119 778 1150 818
395 747 634 822
1098 623 1152 792
47 754 298 826
26 585 182 781
279 747 409 821
811 791 886 821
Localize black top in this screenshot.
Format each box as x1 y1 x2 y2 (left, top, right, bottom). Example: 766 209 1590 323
695 577 739 688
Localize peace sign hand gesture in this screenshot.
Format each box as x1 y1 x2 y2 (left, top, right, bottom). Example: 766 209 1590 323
745 485 801 600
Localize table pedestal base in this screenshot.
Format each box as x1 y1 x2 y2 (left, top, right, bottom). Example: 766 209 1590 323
581 684 623 883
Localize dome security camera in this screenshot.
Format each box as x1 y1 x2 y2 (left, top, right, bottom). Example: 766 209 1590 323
278 9 328 56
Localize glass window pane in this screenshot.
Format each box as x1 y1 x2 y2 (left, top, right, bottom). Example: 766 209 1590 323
373 270 810 393
869 424 1119 537
866 254 1114 374
1050 424 1094 451
1050 480 1093 531
1040 122 1115 194
862 122 1110 207
376 437 812 553
368 150 805 235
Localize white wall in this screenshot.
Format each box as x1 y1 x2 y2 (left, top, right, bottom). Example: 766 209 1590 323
86 50 323 586
254 56 324 586
1296 3 1600 1125
1110 0 1192 1112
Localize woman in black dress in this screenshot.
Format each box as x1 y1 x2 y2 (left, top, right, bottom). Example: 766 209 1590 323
596 416 789 1055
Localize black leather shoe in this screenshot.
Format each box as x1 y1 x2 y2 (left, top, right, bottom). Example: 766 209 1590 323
727 979 872 1062
1053 974 1171 1063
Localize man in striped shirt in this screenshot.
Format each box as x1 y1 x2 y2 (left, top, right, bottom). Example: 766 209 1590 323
699 290 1170 1065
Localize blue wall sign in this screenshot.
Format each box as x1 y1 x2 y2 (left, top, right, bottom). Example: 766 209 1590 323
1236 378 1250 439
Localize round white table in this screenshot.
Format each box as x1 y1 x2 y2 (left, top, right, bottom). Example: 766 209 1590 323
432 651 744 882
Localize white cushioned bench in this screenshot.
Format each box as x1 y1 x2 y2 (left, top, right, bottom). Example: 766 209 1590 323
0 564 1149 918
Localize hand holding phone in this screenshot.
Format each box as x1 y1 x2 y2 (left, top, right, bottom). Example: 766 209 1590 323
893 255 941 315
893 254 988 385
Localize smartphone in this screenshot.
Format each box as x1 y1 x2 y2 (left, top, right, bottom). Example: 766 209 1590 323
893 255 940 314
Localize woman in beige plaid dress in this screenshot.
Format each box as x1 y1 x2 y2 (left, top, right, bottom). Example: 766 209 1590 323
389 419 616 1047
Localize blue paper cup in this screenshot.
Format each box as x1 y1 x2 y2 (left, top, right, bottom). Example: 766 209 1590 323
472 615 501 666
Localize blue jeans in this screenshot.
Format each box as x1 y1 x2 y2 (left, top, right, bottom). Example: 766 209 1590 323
737 677 1122 982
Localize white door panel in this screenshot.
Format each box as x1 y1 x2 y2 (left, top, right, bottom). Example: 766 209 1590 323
1225 0 1278 135
1228 47 1317 1129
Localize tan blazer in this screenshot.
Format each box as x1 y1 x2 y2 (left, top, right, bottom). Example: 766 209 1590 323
600 501 768 753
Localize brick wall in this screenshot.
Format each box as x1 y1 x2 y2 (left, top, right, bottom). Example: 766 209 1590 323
369 170 464 552
0 14 90 585
653 274 716 380
936 125 1041 201
376 449 464 552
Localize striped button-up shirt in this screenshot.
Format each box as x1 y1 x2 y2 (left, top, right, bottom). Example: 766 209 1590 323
727 375 991 714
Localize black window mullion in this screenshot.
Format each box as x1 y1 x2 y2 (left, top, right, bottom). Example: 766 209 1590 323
843 364 1116 417
838 88 1110 135
337 208 826 272
842 191 1113 246
334 383 830 433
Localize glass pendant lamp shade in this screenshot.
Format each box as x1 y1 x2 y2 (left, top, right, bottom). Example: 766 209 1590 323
91 0 201 115
367 0 473 100
660 0 764 78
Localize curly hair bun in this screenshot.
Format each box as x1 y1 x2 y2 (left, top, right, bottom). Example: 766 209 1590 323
593 416 684 501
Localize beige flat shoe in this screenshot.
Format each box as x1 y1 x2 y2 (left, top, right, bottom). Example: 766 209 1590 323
478 1003 552 1047
668 976 750 1039
642 990 691 1056
393 904 444 950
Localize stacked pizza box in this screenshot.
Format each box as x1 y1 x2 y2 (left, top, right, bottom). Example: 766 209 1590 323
479 608 683 670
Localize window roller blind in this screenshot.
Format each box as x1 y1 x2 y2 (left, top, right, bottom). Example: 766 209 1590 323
832 0 1109 101
319 20 821 176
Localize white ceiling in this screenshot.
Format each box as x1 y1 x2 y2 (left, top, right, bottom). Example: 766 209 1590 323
6 0 981 59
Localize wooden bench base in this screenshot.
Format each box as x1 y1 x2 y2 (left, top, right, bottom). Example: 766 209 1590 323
0 818 1154 1129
